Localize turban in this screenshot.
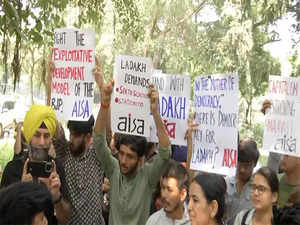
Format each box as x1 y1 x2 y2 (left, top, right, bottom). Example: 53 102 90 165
23 105 57 143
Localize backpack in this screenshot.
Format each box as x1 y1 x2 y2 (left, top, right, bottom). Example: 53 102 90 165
241 209 251 225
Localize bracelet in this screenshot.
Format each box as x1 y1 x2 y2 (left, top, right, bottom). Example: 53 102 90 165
53 194 63 204
101 102 110 109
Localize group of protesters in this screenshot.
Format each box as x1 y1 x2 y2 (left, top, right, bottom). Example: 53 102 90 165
0 60 299 225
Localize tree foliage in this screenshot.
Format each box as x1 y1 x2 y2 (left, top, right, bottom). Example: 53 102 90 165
0 0 298 129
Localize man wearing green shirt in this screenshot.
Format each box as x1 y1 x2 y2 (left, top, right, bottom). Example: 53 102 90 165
278 154 300 207
93 76 171 225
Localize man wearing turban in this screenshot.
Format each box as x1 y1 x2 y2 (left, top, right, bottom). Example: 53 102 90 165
1 104 71 225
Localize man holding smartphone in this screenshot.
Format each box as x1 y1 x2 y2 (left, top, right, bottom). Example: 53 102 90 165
1 104 71 225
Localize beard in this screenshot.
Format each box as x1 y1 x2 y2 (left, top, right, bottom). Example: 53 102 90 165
162 197 182 214
69 139 86 157
119 161 139 177
29 144 50 161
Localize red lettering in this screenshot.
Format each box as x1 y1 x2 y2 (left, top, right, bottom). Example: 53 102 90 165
222 149 228 167
163 120 176 138
269 79 299 96
222 148 237 168
52 49 93 63
51 81 70 96
53 48 59 60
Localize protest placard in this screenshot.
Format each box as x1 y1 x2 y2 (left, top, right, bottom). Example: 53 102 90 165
263 75 300 157
190 73 239 176
51 28 95 121
111 55 153 137
149 71 190 145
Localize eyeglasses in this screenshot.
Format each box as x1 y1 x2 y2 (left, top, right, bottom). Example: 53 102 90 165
251 184 269 194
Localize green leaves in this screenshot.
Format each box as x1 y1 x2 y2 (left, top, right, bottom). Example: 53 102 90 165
112 0 144 41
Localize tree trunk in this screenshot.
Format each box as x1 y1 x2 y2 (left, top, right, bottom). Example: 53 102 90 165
29 48 36 105
245 97 253 126
30 72 34 105
2 18 8 95
245 101 249 125
249 103 253 126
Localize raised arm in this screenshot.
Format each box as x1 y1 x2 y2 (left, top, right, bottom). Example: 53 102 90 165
93 62 118 178
185 113 199 183
148 85 170 148
145 85 171 188
94 62 114 135
93 57 112 140
46 60 55 106
13 122 23 155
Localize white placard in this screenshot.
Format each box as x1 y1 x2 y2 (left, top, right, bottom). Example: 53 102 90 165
51 28 95 121
190 73 239 176
149 72 190 145
111 55 153 137
263 75 300 157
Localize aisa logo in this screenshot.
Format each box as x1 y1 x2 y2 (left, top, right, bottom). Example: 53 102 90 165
117 114 145 135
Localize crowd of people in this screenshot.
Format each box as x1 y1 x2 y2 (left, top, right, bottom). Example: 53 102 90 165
0 61 300 225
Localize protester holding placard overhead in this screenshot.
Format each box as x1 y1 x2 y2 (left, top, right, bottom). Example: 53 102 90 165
261 76 300 208
93 72 171 225
47 58 106 225
234 167 279 225
225 138 260 225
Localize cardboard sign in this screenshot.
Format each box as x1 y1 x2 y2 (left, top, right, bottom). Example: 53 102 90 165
190 73 239 176
263 75 300 157
150 71 190 145
51 28 95 121
111 55 153 137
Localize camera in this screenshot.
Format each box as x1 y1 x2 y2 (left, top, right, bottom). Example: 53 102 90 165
27 161 53 178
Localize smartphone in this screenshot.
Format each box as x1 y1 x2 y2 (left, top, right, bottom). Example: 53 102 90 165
27 161 53 178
